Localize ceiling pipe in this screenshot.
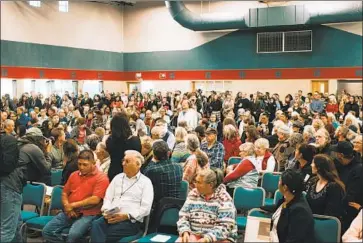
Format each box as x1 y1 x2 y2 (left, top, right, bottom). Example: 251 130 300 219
165 1 362 31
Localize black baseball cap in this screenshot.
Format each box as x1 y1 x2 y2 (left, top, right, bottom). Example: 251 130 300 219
205 127 217 135
331 141 354 157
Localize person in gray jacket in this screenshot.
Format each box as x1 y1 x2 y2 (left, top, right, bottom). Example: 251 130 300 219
18 127 53 185
0 133 21 243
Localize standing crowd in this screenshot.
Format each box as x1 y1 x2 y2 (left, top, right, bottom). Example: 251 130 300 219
1 88 362 243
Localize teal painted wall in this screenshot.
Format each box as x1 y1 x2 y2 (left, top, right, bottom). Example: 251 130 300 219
0 40 124 71
124 25 362 71
1 25 362 72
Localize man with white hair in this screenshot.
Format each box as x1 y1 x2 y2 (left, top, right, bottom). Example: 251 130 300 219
155 118 175 150
90 150 154 243
3 119 15 136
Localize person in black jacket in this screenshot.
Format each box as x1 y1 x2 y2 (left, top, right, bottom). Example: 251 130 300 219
0 133 23 243
61 139 79 185
106 112 141 181
261 169 315 243
333 141 363 233
344 96 360 118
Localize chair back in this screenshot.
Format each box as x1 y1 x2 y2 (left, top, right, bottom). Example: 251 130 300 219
51 170 63 186
273 190 283 204
228 157 241 166
22 182 46 216
179 180 189 200
313 214 341 243
49 186 64 214
160 208 180 227
248 208 271 219
233 187 265 211
261 172 281 194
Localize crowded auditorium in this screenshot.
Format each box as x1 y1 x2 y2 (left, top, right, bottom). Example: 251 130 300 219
1 1 362 243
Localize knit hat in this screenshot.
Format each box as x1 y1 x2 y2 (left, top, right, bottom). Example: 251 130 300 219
277 125 291 135
26 127 43 137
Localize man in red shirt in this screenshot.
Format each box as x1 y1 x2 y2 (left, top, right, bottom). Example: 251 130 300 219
42 150 109 243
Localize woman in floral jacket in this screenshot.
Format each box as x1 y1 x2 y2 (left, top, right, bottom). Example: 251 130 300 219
177 169 238 243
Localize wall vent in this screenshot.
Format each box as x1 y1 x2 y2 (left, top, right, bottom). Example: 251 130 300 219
257 30 312 53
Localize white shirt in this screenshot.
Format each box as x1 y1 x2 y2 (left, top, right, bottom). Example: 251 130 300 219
177 109 198 130
255 155 276 173
101 172 154 222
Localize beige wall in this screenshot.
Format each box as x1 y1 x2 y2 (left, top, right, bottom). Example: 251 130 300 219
104 81 128 94
1 1 124 52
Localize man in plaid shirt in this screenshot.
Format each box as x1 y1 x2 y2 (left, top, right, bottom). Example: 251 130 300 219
143 140 183 206
201 128 225 170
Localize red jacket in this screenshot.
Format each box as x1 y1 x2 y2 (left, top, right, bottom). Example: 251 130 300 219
326 103 339 113
223 137 242 162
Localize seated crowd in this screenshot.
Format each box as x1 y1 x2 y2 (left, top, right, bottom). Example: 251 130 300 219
0 88 362 243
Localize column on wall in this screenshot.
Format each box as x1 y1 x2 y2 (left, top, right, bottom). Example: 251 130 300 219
99 80 104 92
72 80 78 94
12 80 17 98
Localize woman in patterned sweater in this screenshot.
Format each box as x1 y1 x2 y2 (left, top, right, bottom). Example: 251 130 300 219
177 169 238 243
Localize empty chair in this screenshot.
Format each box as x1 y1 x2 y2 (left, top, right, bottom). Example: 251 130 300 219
21 182 47 222
24 186 63 232
136 197 184 242
313 214 341 243
274 190 283 204
179 180 189 200
51 169 63 186
261 172 281 205
233 187 266 230
228 157 241 166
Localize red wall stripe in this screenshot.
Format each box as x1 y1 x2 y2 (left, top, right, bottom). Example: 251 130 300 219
1 66 362 80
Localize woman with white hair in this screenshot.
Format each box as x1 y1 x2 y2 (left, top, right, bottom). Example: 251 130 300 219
171 127 190 163
254 138 276 172
272 125 294 172
223 124 242 165
224 143 259 193
303 125 316 144
353 136 362 159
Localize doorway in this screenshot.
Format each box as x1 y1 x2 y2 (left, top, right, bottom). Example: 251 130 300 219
311 80 329 93
127 82 141 94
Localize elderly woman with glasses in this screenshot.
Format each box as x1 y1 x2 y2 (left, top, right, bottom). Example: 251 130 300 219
177 169 238 243
254 138 276 173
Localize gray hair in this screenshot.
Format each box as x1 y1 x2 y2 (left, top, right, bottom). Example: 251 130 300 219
4 119 14 128
151 126 164 139
175 127 188 143
303 125 315 138
288 133 304 148
239 142 255 156
185 133 200 152
86 134 100 151
125 150 145 165
254 138 270 150
198 169 224 189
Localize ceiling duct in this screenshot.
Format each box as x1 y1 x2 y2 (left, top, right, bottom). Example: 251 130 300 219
165 1 362 31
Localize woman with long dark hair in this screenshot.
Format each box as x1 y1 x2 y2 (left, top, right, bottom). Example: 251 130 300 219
106 112 141 181
306 154 345 219
61 139 79 185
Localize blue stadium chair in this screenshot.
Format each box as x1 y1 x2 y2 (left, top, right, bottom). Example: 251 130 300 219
273 190 283 205
313 214 341 243
24 186 64 232
136 207 180 242
228 157 241 166
179 180 189 200
51 169 63 186
233 187 266 231
119 215 150 242
261 172 281 204
21 182 47 222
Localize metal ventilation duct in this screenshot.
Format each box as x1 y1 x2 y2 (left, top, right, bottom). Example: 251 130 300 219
165 1 363 31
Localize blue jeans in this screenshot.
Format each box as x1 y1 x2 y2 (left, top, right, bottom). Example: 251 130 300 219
42 212 98 243
0 183 23 243
91 216 141 243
